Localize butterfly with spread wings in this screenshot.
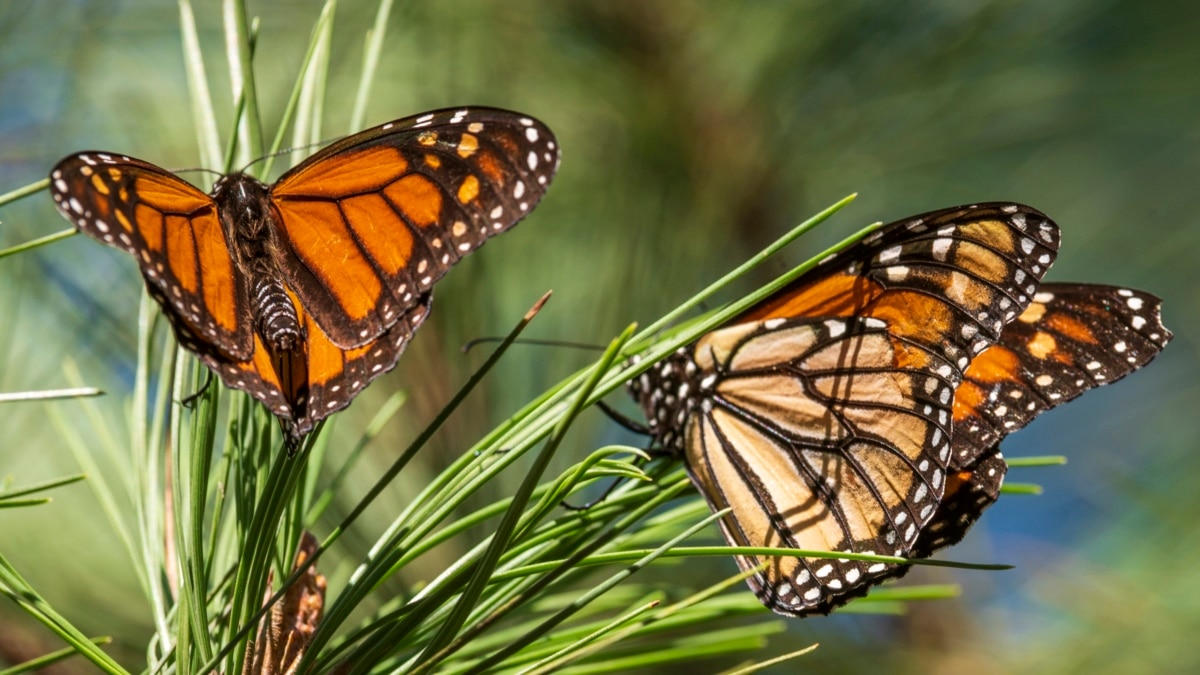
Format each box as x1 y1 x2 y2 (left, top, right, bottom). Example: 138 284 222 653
628 204 1171 616
51 107 559 442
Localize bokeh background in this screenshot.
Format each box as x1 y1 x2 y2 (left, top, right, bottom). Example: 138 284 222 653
1 1 1197 672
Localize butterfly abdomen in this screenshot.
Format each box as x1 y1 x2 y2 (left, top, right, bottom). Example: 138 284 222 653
627 348 700 456
251 276 302 352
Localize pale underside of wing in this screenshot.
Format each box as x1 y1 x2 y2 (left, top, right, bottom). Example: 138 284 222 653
683 316 956 616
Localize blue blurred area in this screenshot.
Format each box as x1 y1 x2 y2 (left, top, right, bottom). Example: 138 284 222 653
0 1 1196 671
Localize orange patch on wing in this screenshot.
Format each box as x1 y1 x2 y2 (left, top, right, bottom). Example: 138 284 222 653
115 209 134 233
959 220 1016 254
952 380 988 422
1045 313 1098 344
954 345 1024 421
165 216 198 293
161 216 188 253
1018 302 1047 324
342 193 414 276
92 196 112 219
949 239 1008 284
1025 331 1057 360
963 345 1021 383
279 199 382 321
305 315 346 387
473 150 507 185
738 273 881 322
942 468 976 497
133 203 159 234
457 175 480 204
417 131 438 146
245 334 283 389
90 173 111 195
190 212 239 332
136 174 211 212
274 146 408 197
456 133 479 158
867 291 953 366
424 154 442 169
385 174 442 227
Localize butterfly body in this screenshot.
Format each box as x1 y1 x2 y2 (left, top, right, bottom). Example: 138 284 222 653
52 107 560 440
205 173 302 354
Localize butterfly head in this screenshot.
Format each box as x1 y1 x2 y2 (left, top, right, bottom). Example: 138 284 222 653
212 173 275 242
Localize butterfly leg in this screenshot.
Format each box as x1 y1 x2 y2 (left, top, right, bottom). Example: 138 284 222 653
560 463 645 512
595 400 649 435
180 370 215 409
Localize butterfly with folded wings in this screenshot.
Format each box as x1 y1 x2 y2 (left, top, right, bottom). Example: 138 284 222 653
628 203 1171 616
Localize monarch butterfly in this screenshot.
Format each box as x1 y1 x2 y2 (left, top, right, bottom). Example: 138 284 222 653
50 107 559 442
627 204 1171 616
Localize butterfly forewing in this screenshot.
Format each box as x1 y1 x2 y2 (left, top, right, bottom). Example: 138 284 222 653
909 282 1174 554
270 107 559 349
50 154 254 361
953 283 1172 465
740 203 1061 382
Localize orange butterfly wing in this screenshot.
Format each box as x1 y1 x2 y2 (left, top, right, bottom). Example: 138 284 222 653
953 283 1172 465
187 294 432 435
913 283 1173 557
270 107 559 348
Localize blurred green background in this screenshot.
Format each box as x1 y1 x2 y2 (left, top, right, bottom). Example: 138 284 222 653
1 1 1197 672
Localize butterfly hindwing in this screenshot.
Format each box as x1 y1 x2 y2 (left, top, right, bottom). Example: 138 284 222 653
671 315 958 614
270 107 559 349
162 290 432 437
50 154 254 361
910 444 1006 558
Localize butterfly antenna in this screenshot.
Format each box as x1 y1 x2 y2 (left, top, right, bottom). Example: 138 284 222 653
239 131 354 175
460 337 607 354
173 167 225 183
595 400 649 435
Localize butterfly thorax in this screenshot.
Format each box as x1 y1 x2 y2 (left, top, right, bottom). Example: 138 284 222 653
626 348 703 457
212 174 302 353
